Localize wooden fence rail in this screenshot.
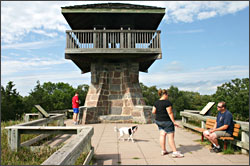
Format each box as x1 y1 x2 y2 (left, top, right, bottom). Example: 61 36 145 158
5 114 65 151
66 30 161 49
24 109 73 122
41 126 94 165
180 111 249 154
5 112 94 165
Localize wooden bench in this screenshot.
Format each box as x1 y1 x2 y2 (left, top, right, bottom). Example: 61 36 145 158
194 118 240 150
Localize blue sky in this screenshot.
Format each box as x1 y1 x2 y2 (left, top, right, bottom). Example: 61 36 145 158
1 1 249 96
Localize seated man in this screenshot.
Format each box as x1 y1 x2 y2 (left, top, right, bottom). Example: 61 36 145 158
203 101 234 153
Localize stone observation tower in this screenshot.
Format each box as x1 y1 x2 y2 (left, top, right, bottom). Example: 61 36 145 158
61 3 165 124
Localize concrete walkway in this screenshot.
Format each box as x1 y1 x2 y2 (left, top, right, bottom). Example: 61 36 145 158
65 120 249 165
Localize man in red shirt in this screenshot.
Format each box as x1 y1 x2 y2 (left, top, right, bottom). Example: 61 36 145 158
72 91 79 125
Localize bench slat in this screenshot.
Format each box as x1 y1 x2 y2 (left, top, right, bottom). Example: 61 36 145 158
206 121 215 126
194 128 205 132
207 119 216 123
234 128 240 133
205 119 216 129
234 123 240 129
205 124 214 129
233 132 239 137
219 137 234 140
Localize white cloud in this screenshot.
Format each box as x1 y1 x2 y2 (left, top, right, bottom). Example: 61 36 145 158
140 65 249 95
1 71 91 96
1 1 249 43
1 1 71 44
1 57 71 76
226 1 250 13
2 39 62 50
165 61 184 72
198 11 217 20
31 29 58 38
2 64 248 96
167 29 204 34
162 1 249 23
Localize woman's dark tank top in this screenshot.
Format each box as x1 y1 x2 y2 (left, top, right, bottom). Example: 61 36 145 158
153 100 172 121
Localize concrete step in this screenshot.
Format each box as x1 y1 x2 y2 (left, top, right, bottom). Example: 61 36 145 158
99 115 133 123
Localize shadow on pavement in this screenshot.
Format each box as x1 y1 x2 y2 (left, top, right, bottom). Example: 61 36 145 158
94 153 121 165
177 144 203 154
134 139 149 142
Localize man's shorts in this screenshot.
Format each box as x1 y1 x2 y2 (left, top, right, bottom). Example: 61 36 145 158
73 108 79 114
155 120 175 134
207 129 231 137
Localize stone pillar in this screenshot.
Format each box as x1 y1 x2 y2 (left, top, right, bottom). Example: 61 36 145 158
84 62 145 118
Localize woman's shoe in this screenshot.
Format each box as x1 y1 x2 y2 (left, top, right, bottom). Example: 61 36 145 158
172 151 184 158
161 150 169 156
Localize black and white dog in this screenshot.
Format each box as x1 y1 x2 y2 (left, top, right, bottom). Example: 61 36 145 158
114 126 138 143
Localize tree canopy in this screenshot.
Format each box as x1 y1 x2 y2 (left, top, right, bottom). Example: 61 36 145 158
1 78 248 121
211 78 249 121
1 81 25 121
139 78 249 121
1 81 89 121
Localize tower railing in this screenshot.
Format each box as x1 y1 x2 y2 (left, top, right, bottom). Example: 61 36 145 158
66 30 161 49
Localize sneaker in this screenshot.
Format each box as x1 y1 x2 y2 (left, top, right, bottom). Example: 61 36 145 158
161 150 169 156
172 151 184 158
210 147 222 153
210 146 216 152
74 122 78 125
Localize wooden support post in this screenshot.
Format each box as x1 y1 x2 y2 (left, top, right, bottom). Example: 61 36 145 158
158 31 161 49
128 27 131 48
120 27 124 48
7 129 12 147
201 121 205 129
241 131 248 154
182 116 187 124
224 141 227 150
93 27 96 48
103 27 106 48
77 128 82 134
66 32 69 48
201 120 206 142
57 118 64 126
10 129 20 151
38 112 43 119
24 114 30 122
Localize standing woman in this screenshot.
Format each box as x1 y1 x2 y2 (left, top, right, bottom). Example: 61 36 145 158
152 89 184 157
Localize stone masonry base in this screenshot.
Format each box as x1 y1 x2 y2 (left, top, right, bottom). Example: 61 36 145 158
79 62 153 124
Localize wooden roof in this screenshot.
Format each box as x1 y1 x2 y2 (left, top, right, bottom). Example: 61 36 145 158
62 3 164 10
61 3 165 30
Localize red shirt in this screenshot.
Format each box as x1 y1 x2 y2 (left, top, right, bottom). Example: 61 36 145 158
72 95 79 108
